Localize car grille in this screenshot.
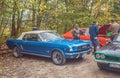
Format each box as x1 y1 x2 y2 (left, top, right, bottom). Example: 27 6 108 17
77 44 90 51
105 56 120 62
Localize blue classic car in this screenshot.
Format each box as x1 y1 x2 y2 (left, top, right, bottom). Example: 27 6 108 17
6 30 92 65
94 34 120 72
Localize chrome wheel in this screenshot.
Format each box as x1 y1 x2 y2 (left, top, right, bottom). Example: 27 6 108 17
52 51 66 65
13 47 21 58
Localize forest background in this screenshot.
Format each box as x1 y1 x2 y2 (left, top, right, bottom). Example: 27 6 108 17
0 0 120 46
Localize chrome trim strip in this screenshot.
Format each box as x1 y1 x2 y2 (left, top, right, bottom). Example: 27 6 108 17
65 49 91 55
21 45 23 50
21 52 51 58
95 60 120 65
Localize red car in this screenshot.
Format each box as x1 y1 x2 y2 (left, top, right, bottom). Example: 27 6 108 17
63 24 111 47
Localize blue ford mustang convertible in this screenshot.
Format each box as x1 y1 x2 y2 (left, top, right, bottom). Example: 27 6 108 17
6 30 92 65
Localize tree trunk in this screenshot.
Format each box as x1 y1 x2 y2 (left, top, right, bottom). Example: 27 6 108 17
0 17 4 33
0 0 4 32
65 0 69 12
16 10 23 37
64 24 67 33
11 13 16 37
36 0 42 28
11 1 17 37
36 14 41 28
64 0 69 33
32 4 36 27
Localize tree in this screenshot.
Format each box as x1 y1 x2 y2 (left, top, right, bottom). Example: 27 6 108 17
0 0 120 42
111 0 120 20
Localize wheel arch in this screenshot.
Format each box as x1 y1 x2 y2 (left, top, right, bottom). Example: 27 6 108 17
12 44 22 51
12 44 18 49
50 48 66 58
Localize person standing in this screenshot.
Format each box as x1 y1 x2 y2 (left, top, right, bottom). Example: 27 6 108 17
118 21 120 33
108 19 120 41
72 24 80 39
89 21 99 53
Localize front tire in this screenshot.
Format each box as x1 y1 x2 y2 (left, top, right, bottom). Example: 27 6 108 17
52 50 66 65
97 63 104 70
13 47 22 58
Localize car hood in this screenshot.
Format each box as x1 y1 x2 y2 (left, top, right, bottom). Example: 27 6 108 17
48 38 91 46
97 43 120 56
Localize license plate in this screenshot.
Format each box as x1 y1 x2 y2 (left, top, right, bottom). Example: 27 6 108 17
109 63 120 68
82 53 87 58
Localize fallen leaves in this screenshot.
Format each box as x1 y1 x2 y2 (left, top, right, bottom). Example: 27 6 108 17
0 66 2 73
0 56 3 73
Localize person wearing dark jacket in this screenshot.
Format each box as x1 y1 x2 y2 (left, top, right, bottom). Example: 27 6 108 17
89 21 99 53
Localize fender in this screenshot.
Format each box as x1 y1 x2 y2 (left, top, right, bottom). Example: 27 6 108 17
50 48 66 58
13 43 23 52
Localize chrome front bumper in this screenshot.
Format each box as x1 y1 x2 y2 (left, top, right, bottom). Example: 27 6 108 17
65 49 91 56
95 60 120 65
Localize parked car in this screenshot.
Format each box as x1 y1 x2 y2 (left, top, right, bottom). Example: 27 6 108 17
6 30 92 65
63 24 111 46
94 34 120 72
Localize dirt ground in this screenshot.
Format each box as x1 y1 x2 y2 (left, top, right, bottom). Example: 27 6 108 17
0 53 120 78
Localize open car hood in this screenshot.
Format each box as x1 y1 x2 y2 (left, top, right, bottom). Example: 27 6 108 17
98 24 110 37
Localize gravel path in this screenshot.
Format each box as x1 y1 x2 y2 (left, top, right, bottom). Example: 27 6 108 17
1 53 120 78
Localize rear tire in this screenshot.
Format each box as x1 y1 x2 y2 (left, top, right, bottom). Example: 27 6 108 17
52 50 66 65
13 47 22 58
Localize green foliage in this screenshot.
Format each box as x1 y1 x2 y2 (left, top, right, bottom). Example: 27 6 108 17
0 0 120 42
111 1 120 13
111 1 120 19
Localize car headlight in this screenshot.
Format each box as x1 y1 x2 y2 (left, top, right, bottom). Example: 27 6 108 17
96 54 101 59
96 54 105 59
101 54 105 59
69 46 73 51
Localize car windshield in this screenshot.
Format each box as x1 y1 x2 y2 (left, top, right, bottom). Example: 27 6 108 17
40 32 62 41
